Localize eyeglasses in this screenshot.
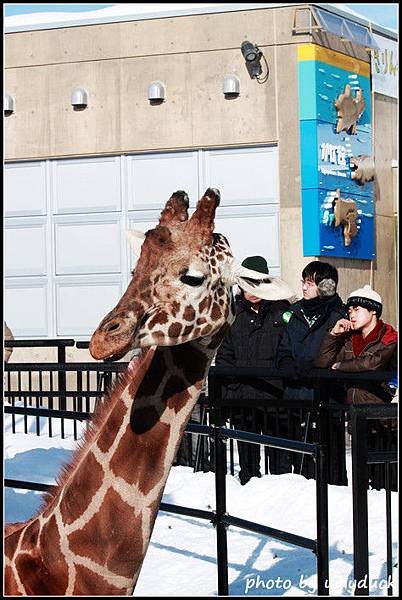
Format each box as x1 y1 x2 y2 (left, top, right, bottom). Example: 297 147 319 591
301 279 317 288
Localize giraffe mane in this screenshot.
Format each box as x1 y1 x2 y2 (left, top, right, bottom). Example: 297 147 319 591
5 520 34 537
34 365 137 516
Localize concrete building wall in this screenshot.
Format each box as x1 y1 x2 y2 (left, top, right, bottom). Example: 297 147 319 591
5 5 398 356
5 8 312 160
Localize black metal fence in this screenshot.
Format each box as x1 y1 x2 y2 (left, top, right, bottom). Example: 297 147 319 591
209 366 398 596
349 404 397 597
4 339 398 596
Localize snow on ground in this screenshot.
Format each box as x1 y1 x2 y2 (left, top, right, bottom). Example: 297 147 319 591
4 411 398 596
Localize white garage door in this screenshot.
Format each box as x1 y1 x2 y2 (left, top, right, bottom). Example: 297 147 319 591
5 146 280 338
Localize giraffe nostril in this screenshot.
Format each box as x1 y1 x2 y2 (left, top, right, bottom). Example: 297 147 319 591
106 322 120 333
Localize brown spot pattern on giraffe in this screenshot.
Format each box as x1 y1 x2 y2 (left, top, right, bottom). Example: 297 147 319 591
148 311 169 329
4 566 19 595
131 350 166 398
73 563 124 595
97 398 127 454
165 376 192 413
109 420 170 496
198 297 209 313
171 301 180 316
168 322 182 339
20 519 40 550
182 324 193 337
40 515 69 591
68 488 143 579
59 452 104 525
4 526 24 560
152 330 165 343
201 324 213 336
130 405 161 435
171 344 208 382
183 305 196 322
211 302 221 321
15 553 63 596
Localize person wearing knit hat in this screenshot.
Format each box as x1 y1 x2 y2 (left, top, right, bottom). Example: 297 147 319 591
315 284 397 404
215 255 291 484
346 284 382 318
316 284 398 491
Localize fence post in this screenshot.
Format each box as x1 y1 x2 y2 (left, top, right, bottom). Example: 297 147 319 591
384 462 393 596
58 344 67 411
209 371 229 596
351 408 369 596
315 383 329 596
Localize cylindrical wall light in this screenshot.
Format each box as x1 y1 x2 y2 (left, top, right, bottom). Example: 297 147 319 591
4 92 15 116
148 81 166 105
71 86 89 110
223 74 240 98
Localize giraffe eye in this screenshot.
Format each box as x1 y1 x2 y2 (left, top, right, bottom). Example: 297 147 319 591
180 274 206 287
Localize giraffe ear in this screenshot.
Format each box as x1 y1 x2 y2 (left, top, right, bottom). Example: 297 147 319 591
126 229 146 257
221 258 294 300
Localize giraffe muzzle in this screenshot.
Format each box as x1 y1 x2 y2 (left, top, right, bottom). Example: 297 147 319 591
89 314 139 360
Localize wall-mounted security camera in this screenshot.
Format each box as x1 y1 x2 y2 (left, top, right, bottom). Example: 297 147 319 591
240 40 269 84
223 75 240 99
4 92 15 116
71 86 89 110
148 81 166 105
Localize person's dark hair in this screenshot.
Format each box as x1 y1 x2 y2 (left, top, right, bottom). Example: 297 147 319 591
302 261 338 287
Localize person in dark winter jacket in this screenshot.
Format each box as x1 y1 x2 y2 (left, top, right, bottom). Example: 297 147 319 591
315 285 398 403
215 255 290 485
315 285 398 491
275 261 348 484
276 262 346 386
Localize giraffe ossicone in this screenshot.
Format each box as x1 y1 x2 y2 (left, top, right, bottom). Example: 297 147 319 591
5 187 294 596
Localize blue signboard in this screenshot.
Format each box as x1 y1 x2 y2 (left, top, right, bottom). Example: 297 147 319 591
298 44 375 260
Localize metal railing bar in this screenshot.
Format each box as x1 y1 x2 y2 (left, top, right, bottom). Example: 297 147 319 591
5 406 91 420
218 427 317 455
366 452 397 464
5 339 75 347
210 366 396 382
159 502 213 521
4 362 129 371
348 405 397 418
186 423 212 436
5 479 57 493
5 391 104 397
221 514 317 551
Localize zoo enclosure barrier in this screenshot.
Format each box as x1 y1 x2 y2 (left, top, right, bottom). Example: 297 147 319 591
208 366 397 597
4 339 122 439
4 339 398 595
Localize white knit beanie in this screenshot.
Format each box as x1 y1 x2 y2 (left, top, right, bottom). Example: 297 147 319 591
346 285 382 317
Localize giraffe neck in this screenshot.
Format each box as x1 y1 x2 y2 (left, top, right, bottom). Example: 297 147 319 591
5 341 213 596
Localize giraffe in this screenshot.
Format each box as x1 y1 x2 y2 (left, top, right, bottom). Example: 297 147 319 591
5 188 293 596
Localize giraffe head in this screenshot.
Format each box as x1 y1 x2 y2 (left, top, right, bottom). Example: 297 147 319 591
89 188 293 360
